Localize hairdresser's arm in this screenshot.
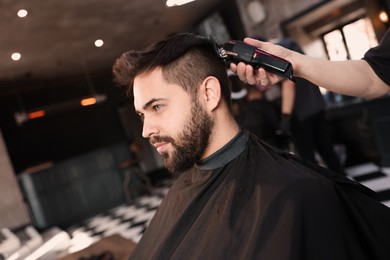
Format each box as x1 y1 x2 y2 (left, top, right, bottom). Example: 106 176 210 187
231 38 389 99
281 79 295 116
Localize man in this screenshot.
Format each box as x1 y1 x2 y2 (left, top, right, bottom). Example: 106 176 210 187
275 38 344 174
113 33 390 259
231 29 390 99
118 140 153 203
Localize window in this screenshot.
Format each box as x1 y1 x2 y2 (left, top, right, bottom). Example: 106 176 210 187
323 17 378 61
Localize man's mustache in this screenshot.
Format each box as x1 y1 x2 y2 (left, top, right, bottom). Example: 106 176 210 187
149 135 176 146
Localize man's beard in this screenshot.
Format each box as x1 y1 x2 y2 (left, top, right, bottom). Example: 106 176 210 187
150 99 214 175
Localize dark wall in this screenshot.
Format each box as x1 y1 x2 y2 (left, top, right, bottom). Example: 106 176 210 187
219 0 246 40
381 0 390 12
0 72 129 174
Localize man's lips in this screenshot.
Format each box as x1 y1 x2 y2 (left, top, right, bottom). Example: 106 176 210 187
153 142 168 153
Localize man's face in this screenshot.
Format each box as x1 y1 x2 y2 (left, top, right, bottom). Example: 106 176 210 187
133 69 214 174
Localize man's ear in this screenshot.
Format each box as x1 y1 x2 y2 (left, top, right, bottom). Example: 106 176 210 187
200 76 221 111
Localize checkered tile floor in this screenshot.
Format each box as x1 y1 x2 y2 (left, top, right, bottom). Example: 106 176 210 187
61 178 173 255
39 163 390 258
345 162 390 207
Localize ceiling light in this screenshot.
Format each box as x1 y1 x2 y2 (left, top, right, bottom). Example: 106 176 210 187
94 39 104 47
80 97 97 106
11 53 21 61
379 10 389 23
166 0 196 7
17 9 28 18
80 94 106 106
28 110 45 119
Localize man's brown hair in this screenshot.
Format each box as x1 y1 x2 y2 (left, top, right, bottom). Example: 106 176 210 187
112 32 232 108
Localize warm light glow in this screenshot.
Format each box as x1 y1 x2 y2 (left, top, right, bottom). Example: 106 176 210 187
28 110 45 119
17 9 28 18
94 39 104 47
11 52 21 61
379 10 389 23
80 97 97 106
166 0 196 7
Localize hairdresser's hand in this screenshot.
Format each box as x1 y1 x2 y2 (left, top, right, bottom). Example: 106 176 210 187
230 38 296 87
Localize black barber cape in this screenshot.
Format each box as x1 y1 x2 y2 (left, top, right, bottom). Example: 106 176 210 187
130 131 390 260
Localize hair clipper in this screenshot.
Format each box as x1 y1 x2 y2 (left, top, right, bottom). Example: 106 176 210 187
214 39 295 81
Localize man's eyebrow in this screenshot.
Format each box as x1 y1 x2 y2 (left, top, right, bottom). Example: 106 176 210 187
143 98 166 110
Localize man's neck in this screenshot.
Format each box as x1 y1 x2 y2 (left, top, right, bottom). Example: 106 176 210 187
201 113 240 160
196 130 248 170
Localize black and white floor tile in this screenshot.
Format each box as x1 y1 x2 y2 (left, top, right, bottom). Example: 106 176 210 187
345 162 390 207
62 179 173 255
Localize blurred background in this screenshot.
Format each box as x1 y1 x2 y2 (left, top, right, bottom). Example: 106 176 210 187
1 0 390 258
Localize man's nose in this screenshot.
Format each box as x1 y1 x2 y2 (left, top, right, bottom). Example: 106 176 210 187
142 118 158 138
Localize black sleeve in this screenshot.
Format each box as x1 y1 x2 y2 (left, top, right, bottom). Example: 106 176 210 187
363 29 390 85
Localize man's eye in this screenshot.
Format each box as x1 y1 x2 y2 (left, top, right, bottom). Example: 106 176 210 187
154 104 164 111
